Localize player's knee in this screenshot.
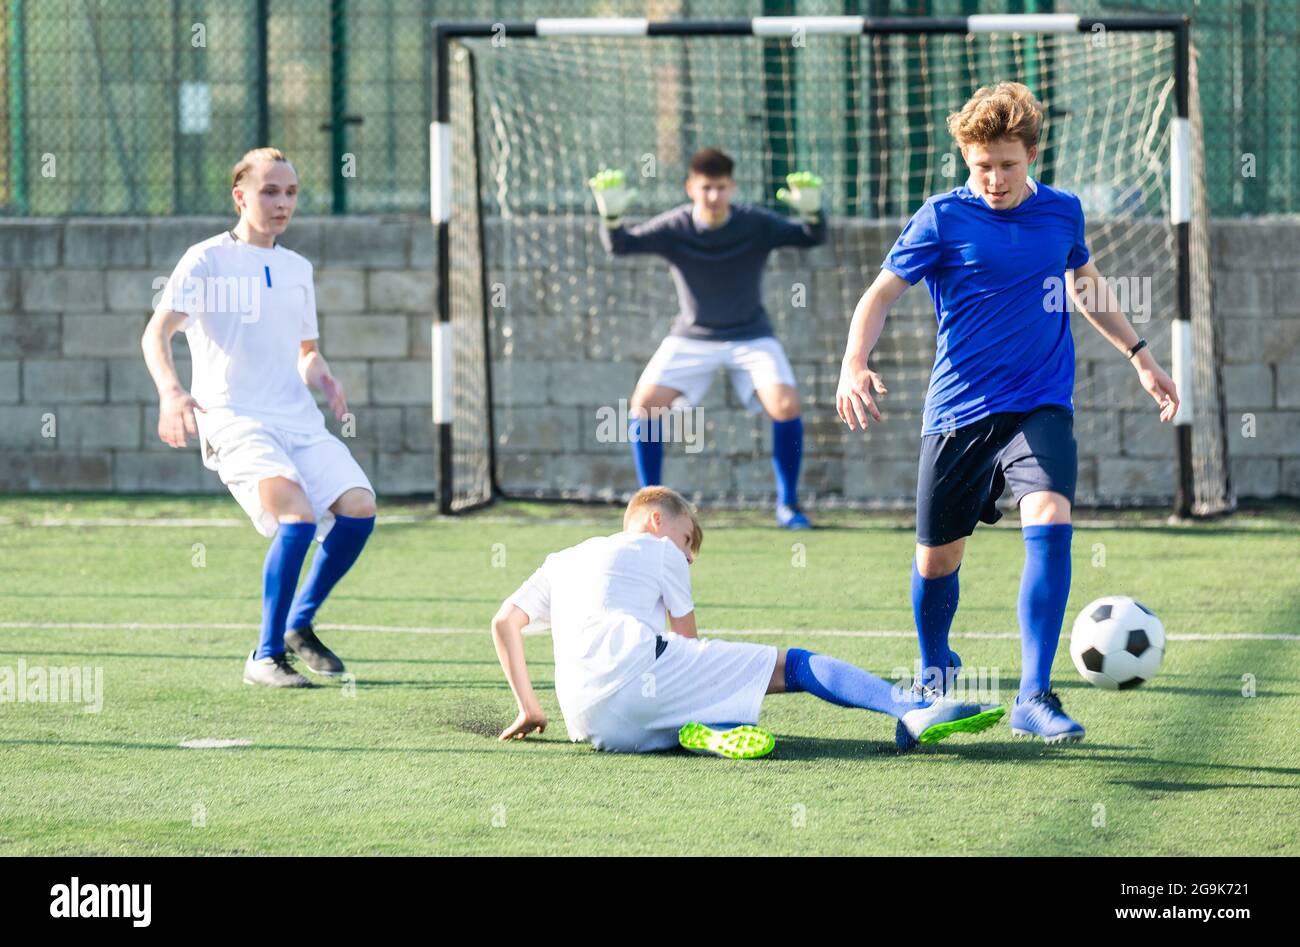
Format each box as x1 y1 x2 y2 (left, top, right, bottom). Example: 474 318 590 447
1021 490 1071 525
763 387 800 421
916 543 963 578
334 488 376 518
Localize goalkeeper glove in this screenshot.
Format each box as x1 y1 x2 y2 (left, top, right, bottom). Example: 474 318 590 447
776 170 824 223
588 168 638 228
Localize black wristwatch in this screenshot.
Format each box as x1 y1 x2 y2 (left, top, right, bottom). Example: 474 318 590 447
1126 338 1148 360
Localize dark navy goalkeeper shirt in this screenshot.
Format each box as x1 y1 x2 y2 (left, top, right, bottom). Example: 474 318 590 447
599 202 827 342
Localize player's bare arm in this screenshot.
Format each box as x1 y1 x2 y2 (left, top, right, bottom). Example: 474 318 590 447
1068 260 1180 423
141 307 202 448
836 269 909 431
298 340 349 422
491 602 547 740
669 610 698 639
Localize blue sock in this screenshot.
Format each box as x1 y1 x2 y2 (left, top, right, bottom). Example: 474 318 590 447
629 416 663 486
783 647 926 719
286 513 375 631
256 522 316 660
771 416 803 508
911 560 961 692
1017 523 1073 700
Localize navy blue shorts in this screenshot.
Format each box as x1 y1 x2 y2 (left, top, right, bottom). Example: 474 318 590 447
915 404 1077 547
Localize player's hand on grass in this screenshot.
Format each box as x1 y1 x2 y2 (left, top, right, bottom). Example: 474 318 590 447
500 705 547 741
316 370 349 422
157 388 202 448
777 171 823 222
1134 355 1179 423
588 168 638 227
836 359 887 431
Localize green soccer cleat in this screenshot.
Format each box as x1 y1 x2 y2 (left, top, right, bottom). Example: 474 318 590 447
678 723 776 760
901 700 1007 746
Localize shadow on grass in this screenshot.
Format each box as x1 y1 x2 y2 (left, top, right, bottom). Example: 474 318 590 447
0 737 586 756
1046 678 1297 699
0 650 549 667
1110 778 1299 793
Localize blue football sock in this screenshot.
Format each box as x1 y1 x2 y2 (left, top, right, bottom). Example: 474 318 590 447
1017 523 1073 700
256 522 316 660
286 513 375 631
629 416 663 487
911 560 961 692
771 416 803 508
783 647 926 719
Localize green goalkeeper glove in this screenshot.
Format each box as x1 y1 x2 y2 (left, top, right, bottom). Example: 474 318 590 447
776 170 824 223
588 168 639 227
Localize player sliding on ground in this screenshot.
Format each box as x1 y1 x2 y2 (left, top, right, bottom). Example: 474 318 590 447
590 148 825 529
141 147 376 688
489 486 1005 758
837 83 1180 745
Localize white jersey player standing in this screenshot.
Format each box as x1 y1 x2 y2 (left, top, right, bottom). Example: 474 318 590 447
142 148 377 688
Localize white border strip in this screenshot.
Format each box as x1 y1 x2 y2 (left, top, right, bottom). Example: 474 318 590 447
429 121 451 224
432 322 453 425
536 18 648 36
968 14 1081 33
751 16 865 36
1170 116 1191 225
1171 319 1194 425
1 622 1295 642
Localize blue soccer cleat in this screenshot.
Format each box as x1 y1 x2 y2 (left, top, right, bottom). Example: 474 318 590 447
895 650 962 750
776 503 812 529
1010 690 1085 744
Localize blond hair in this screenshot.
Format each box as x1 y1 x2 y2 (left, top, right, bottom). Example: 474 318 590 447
230 147 291 212
624 486 703 557
946 82 1044 151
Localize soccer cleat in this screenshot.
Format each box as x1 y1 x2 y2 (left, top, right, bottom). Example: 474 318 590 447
900 696 1005 746
1010 690 1085 744
895 650 962 750
776 503 812 530
285 624 346 676
678 723 776 760
243 650 314 688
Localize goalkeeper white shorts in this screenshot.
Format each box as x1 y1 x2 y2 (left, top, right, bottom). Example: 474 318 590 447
572 634 779 753
201 417 373 540
636 334 797 414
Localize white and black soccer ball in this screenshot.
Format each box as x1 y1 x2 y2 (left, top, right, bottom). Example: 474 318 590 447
1069 596 1165 690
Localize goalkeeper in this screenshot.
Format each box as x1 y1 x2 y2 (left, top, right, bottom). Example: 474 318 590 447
590 148 826 529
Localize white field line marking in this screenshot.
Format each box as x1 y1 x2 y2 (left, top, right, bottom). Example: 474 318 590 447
179 738 252 749
0 622 1294 642
0 515 424 528
0 515 1279 531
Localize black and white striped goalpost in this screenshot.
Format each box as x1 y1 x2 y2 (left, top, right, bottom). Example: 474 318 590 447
430 13 1199 516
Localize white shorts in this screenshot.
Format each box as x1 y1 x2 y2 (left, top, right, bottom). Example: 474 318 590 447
573 634 779 753
201 418 373 540
637 335 797 414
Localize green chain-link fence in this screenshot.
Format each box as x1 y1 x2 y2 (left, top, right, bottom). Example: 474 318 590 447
0 0 1294 216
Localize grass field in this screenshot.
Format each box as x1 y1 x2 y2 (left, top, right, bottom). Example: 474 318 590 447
1 495 1297 856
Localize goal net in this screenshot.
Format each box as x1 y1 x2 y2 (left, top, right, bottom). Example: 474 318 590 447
437 17 1233 517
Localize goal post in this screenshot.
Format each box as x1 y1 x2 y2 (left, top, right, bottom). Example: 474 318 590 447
431 14 1233 518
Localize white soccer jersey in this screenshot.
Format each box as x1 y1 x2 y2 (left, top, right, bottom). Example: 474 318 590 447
156 231 323 439
507 531 695 720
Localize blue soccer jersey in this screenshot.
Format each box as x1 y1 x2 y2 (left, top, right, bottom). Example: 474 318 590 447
882 179 1090 435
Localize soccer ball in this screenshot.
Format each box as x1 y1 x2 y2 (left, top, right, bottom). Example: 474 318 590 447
1069 596 1165 690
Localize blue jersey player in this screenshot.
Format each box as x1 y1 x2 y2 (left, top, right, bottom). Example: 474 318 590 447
590 148 827 528
836 83 1180 745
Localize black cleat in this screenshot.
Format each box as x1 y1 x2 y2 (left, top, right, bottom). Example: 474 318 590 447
285 625 346 677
